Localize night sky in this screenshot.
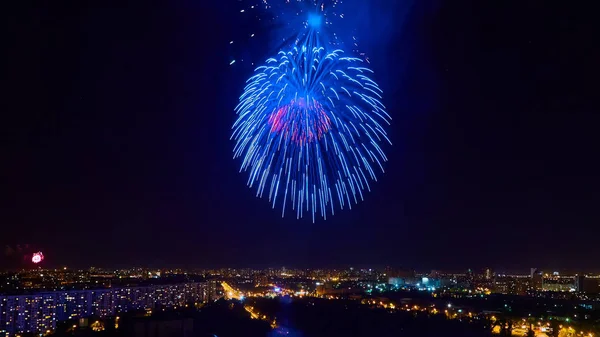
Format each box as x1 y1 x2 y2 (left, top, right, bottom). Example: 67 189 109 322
3 1 598 271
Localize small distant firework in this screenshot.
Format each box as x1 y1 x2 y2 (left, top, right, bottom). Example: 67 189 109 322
31 251 44 264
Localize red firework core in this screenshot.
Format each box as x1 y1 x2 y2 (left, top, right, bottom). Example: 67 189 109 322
268 98 332 145
32 252 44 264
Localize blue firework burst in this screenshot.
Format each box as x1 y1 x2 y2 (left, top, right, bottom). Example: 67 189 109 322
232 42 391 221
229 0 370 67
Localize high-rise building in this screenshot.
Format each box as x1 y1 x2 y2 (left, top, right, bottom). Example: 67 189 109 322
0 282 212 337
386 268 415 286
204 280 218 302
0 294 57 335
542 276 574 292
575 275 600 294
576 275 585 293
485 268 493 280
530 268 543 291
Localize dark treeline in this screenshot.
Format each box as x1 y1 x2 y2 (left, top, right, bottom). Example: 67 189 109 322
250 297 494 337
47 297 495 337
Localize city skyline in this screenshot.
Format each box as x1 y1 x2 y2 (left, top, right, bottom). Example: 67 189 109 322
2 263 600 337
3 265 600 277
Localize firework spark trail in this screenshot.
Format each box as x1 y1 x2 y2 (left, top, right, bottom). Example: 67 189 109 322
232 43 391 221
228 0 371 67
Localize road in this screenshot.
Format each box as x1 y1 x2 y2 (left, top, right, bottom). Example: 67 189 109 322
508 328 548 337
221 282 274 327
221 282 243 300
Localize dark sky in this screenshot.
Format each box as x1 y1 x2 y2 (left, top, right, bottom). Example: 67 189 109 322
2 1 598 271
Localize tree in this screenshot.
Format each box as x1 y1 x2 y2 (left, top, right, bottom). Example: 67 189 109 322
546 322 559 337
558 327 571 337
500 320 514 337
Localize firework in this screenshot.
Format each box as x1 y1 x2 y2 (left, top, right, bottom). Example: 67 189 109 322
229 0 369 67
32 251 44 264
232 43 390 221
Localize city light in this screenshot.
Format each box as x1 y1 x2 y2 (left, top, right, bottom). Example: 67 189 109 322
1 266 599 337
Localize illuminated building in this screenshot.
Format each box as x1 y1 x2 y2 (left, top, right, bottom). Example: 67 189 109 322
0 294 56 336
386 269 415 286
204 280 218 301
492 276 531 295
531 268 543 290
578 275 600 294
576 275 586 293
542 276 575 292
485 268 492 280
0 282 211 337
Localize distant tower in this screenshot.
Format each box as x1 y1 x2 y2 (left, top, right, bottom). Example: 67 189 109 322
575 275 585 293
530 268 543 291
485 268 492 280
